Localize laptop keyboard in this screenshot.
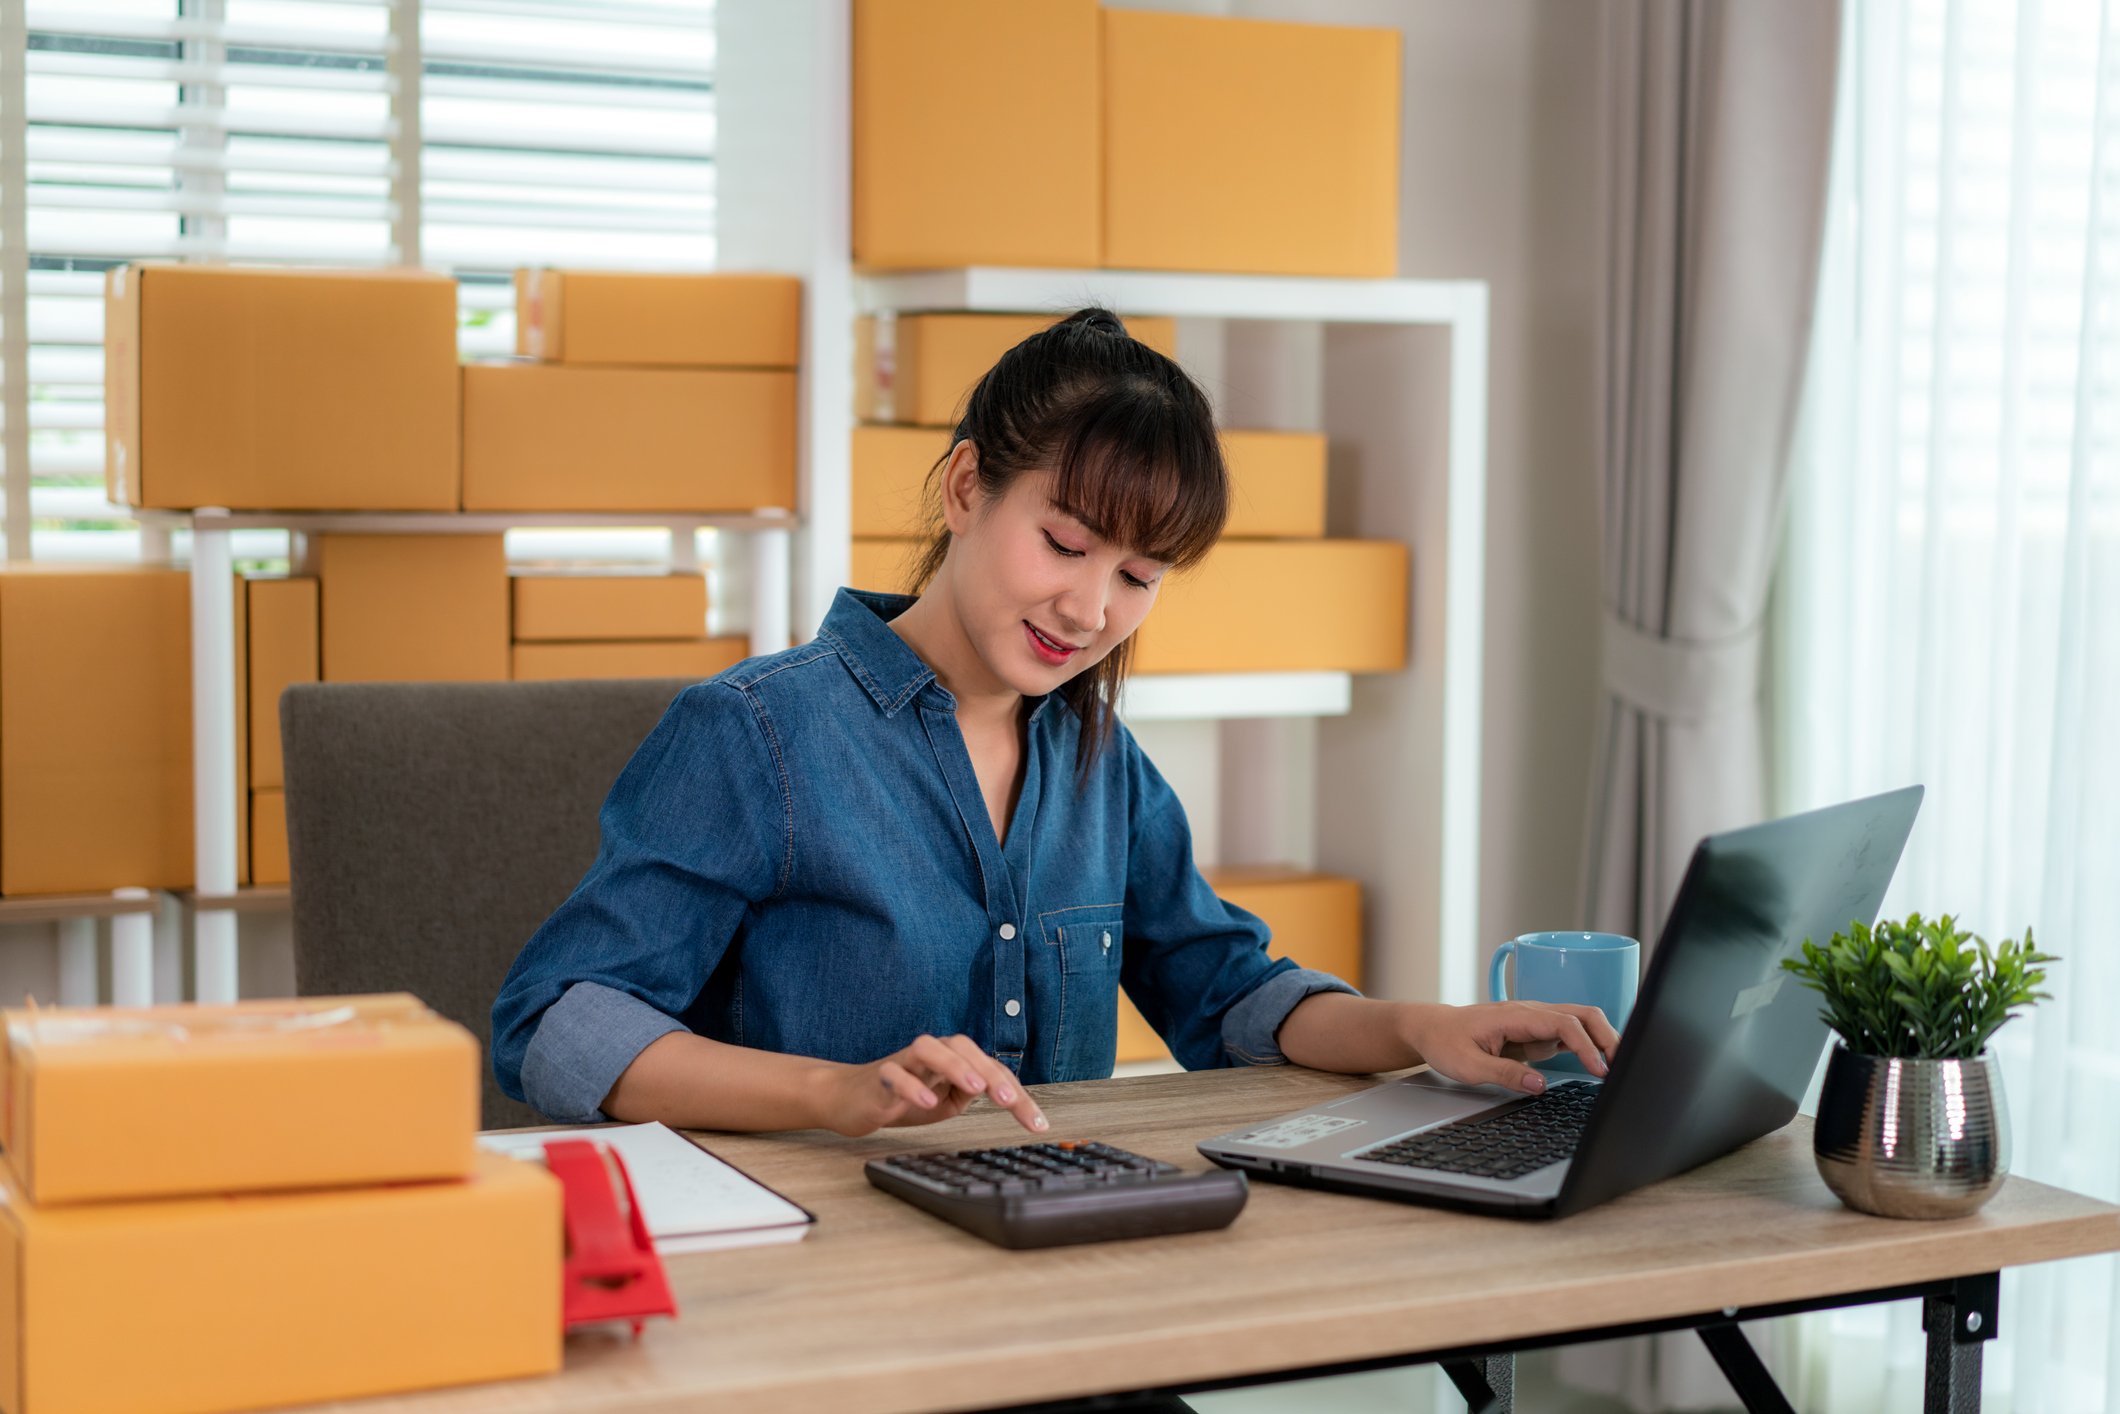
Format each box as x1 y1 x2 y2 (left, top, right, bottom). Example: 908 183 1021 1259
1354 1080 1601 1181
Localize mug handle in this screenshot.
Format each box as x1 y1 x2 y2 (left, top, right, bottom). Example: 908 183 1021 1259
1488 940 1515 1003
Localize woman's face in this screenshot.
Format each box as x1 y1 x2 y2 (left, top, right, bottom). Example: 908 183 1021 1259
943 456 1167 699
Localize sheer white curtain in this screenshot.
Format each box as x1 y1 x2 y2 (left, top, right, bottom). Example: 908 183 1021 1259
1774 0 2120 1409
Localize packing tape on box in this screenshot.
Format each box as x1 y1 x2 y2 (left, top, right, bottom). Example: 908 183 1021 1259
8 1002 380 1046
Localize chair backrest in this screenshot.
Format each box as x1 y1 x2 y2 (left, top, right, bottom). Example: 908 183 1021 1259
280 678 691 1128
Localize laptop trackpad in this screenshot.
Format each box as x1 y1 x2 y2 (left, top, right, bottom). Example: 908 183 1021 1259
1228 1074 1517 1159
1363 1072 1525 1135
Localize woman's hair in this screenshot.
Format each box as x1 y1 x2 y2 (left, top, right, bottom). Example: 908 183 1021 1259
908 307 1227 778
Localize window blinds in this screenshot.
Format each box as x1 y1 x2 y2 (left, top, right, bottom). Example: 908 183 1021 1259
3 0 715 561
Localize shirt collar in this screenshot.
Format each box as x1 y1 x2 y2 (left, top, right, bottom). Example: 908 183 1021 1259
817 589 936 716
817 587 1066 725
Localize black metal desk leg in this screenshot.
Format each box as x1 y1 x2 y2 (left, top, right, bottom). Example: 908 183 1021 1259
1697 1324 1796 1414
1922 1272 1999 1414
1441 1354 1513 1413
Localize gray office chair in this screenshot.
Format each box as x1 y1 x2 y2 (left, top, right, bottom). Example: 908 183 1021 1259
280 678 693 1128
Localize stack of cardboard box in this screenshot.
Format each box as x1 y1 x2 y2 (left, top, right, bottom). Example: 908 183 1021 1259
67 264 804 898
849 2 1410 673
106 264 802 520
0 994 560 1413
510 568 746 682
468 270 799 515
0 566 318 896
853 0 1400 277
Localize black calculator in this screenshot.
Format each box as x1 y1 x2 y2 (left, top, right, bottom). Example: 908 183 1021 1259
865 1140 1249 1249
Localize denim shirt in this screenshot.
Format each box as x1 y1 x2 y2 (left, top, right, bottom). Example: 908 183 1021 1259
491 588 1358 1122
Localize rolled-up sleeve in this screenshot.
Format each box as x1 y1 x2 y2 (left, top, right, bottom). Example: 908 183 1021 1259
491 680 788 1121
1117 731 1358 1070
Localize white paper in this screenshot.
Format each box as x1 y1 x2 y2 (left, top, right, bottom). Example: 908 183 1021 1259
478 1122 811 1250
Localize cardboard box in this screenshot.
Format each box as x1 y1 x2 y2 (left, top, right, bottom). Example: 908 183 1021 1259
1118 868 1363 1063
251 788 288 887
461 364 797 513
318 535 509 683
853 426 1324 538
850 537 923 597
515 269 802 367
0 994 477 1204
1132 540 1408 674
856 313 1179 426
103 264 460 510
246 576 318 790
1102 11 1399 276
0 568 192 895
511 571 707 642
0 1151 560 1414
852 425 950 537
1113 993 1166 1066
510 638 749 683
855 539 1405 672
1221 430 1328 538
1218 867 1365 983
853 0 1100 268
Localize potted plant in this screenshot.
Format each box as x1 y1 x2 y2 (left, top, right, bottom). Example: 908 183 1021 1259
1782 913 2055 1219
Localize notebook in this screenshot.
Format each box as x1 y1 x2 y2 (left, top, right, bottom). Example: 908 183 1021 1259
477 1122 815 1253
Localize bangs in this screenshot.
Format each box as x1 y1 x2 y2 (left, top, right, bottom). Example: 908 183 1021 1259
1042 383 1227 571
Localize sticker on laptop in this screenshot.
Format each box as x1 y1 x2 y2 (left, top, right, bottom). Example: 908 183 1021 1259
1240 1113 1365 1150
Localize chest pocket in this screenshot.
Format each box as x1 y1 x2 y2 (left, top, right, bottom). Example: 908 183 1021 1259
1039 904 1123 1080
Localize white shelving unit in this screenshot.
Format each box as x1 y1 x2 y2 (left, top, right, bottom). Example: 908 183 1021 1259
856 266 1486 328
716 4 1489 1008
0 889 160 1007
162 506 797 1005
1118 672 1352 722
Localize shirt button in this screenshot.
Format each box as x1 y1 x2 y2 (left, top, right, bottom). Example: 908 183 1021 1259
999 923 1017 940
1102 931 1112 951
1005 999 1022 1017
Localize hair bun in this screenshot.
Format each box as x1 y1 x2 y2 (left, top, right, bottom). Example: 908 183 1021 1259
1068 307 1127 338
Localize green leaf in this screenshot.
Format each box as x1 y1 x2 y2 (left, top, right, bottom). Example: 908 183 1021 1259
1797 913 2059 1057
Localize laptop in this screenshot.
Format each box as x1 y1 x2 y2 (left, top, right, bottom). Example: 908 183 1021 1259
1197 786 1924 1218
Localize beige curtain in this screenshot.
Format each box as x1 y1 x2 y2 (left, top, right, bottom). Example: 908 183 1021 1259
1583 0 1843 949
1566 0 1841 1407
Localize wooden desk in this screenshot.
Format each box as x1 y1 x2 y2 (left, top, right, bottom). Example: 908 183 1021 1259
334 1066 2120 1414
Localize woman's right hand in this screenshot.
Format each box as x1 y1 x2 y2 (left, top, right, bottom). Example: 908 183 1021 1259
816 1033 1049 1138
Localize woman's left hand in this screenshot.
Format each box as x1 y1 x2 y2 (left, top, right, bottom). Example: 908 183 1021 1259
1397 1000 1620 1096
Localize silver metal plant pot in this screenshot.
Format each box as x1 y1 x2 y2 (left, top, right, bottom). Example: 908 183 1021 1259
1813 1046 2010 1219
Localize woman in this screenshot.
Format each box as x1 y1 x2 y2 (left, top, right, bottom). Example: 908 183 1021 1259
492 309 1615 1135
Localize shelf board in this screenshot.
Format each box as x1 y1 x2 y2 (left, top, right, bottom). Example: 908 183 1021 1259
1118 671 1351 721
0 891 157 925
139 509 799 535
855 266 1485 326
181 886 289 914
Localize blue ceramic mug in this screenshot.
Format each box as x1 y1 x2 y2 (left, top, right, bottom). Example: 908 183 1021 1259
1488 931 1641 1073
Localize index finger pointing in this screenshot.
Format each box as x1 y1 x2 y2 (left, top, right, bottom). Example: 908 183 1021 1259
941 1034 1048 1133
